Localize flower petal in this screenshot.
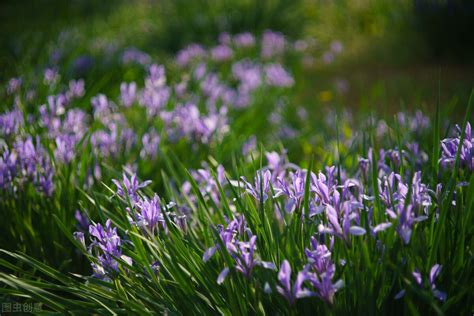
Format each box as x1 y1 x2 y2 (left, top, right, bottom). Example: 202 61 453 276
349 226 366 236
202 246 217 262
217 267 230 285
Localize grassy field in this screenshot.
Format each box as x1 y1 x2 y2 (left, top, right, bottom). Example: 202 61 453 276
0 0 473 314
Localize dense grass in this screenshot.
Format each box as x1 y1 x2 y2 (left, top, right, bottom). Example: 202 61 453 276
0 1 473 315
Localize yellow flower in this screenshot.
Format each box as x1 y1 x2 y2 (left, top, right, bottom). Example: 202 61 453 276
319 90 333 102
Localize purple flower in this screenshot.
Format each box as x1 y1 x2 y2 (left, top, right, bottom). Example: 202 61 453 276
91 118 136 158
210 45 233 62
218 32 231 45
91 94 111 119
305 268 343 305
397 111 430 135
10 136 55 196
261 30 286 59
380 172 430 244
67 79 85 99
75 210 90 232
203 215 274 283
294 40 308 52
87 219 132 277
44 68 60 85
122 47 151 66
311 172 365 241
73 231 86 248
193 63 207 80
276 260 314 305
330 40 343 54
242 135 257 156
120 82 137 107
140 129 160 159
89 219 121 257
7 77 22 95
232 236 275 277
0 108 23 136
274 170 306 213
135 194 165 233
304 237 343 304
440 122 473 171
187 164 226 206
174 80 188 98
264 64 294 87
139 66 170 116
265 150 289 179
54 135 76 163
204 220 235 257
322 51 334 64
112 173 152 205
232 60 262 93
146 64 167 88
399 264 447 301
162 103 229 144
305 237 334 275
0 147 17 190
233 32 255 48
429 264 447 301
72 55 94 76
176 43 206 66
241 169 272 202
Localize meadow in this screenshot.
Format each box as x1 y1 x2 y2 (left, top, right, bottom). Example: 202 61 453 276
0 0 473 314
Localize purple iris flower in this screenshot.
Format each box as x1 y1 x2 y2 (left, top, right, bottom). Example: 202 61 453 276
265 150 290 180
276 260 314 305
264 64 294 87
429 264 447 301
0 108 23 136
67 79 85 99
54 135 76 163
380 172 430 244
44 68 59 86
0 148 17 190
203 216 275 284
8 136 55 196
305 266 343 305
188 164 226 206
261 30 286 59
242 135 257 156
229 235 276 278
135 194 165 233
75 210 90 232
233 32 255 48
176 43 206 66
440 122 473 171
305 237 334 275
89 219 121 256
112 172 152 205
6 77 22 95
120 82 137 107
398 264 446 301
91 94 111 119
122 47 151 66
210 45 233 62
87 219 132 278
72 55 94 76
203 215 248 263
274 170 306 213
312 172 365 240
140 129 160 159
241 169 272 202
303 237 344 304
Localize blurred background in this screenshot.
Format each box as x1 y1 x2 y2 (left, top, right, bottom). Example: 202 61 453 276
1 0 473 112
